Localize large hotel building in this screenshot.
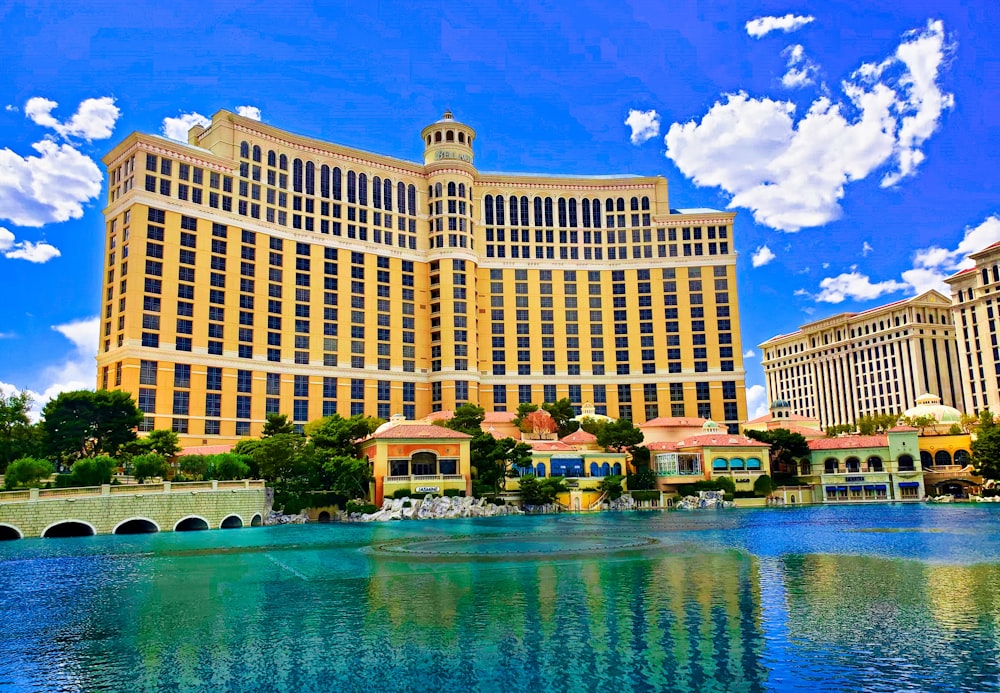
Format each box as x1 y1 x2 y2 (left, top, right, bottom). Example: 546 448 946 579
97 109 747 445
759 291 963 429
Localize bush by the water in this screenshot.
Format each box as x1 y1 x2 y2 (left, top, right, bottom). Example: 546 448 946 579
345 500 377 515
677 478 736 497
630 490 661 502
3 457 54 490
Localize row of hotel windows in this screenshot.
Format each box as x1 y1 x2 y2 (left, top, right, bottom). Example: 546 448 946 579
770 311 952 358
482 195 657 229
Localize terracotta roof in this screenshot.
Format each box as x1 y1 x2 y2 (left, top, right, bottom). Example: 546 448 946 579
676 434 770 448
560 428 597 444
743 412 816 425
784 425 827 437
525 440 575 451
424 410 453 421
177 444 234 456
484 411 517 423
645 441 679 451
366 424 471 440
888 425 918 432
639 416 707 428
808 435 888 450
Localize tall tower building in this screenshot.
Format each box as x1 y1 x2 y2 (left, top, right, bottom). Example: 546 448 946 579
96 110 747 444
759 291 962 429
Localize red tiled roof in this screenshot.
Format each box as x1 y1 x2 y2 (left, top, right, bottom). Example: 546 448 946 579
424 410 453 421
639 416 707 428
525 440 575 451
367 424 471 440
808 435 888 450
177 444 234 456
888 425 918 432
743 412 816 425
560 428 597 443
484 411 517 423
645 441 679 451
676 434 770 448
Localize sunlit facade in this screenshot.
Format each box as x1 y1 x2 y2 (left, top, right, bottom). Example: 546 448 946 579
97 109 747 445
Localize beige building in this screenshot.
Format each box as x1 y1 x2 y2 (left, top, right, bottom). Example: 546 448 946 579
945 242 1000 414
759 291 962 429
97 109 747 445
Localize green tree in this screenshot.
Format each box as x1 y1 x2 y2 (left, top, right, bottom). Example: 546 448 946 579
753 474 777 497
744 428 810 476
440 404 485 436
511 402 539 432
0 390 42 471
519 476 569 506
825 423 855 437
578 416 608 436
627 466 657 491
541 398 579 438
132 453 169 483
179 454 211 480
68 455 115 486
262 413 296 437
900 414 936 435
972 410 1000 480
317 454 373 499
141 429 181 457
308 414 380 457
471 434 533 495
207 453 252 481
41 390 143 462
597 418 644 453
598 474 624 501
3 457 53 490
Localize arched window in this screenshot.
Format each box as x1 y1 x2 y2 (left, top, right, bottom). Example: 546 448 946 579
935 450 952 466
292 159 303 192
919 451 933 469
434 182 442 198
536 463 546 478
605 198 615 213
279 154 288 170
582 199 591 227
590 462 599 477
458 183 465 198
824 458 838 474
592 200 602 227
304 161 315 195
569 199 577 227
534 197 543 226
332 167 342 200
484 195 494 225
730 458 745 470
900 454 916 471
446 130 454 141
641 196 650 210
868 456 883 472
358 174 368 205
384 179 392 210
630 197 639 210
267 150 276 167
372 176 382 208
252 145 261 162
407 185 417 215
397 182 406 213
426 135 431 145
240 141 249 158
616 197 625 212
800 460 812 476
447 181 456 197
612 463 622 475
458 132 465 143
601 462 611 477
747 457 762 470
320 165 330 198
509 196 518 226
845 457 860 473
955 449 970 466
713 458 728 470
434 131 442 142
520 197 529 225
347 170 356 203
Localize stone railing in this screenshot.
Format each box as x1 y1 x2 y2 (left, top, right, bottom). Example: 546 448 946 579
0 479 265 504
385 474 465 483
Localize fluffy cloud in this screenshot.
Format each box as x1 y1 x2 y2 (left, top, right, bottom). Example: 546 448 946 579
0 228 60 263
625 109 660 145
0 316 98 420
162 111 211 142
24 96 120 141
809 271 908 304
900 215 1000 294
665 20 953 232
236 105 262 121
746 14 815 39
746 384 769 419
744 349 757 358
862 241 874 256
751 244 776 267
781 44 819 88
0 139 104 227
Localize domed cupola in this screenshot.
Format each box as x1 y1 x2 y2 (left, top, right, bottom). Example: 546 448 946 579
421 109 476 169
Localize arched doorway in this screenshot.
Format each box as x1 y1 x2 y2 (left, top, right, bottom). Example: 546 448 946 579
317 511 331 523
220 515 244 529
114 518 159 535
250 514 263 527
410 451 438 476
42 521 96 538
174 516 209 532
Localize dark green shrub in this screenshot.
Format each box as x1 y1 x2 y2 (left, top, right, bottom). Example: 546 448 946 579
392 488 413 499
345 500 377 515
4 457 54 490
443 489 465 497
733 490 757 498
630 490 661 502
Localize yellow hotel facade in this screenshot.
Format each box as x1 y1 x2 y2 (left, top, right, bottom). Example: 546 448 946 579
96 109 747 445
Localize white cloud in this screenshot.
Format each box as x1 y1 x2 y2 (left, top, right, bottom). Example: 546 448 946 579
746 384 770 419
746 14 815 39
900 215 1000 294
0 316 98 420
161 111 211 142
811 271 908 303
5 104 18 112
625 109 660 145
751 244 776 267
236 105 262 121
781 44 819 88
665 20 953 232
0 140 103 227
744 349 757 358
862 241 873 256
25 96 120 141
1 227 61 263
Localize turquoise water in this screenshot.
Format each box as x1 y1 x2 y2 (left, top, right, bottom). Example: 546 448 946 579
3 504 1000 691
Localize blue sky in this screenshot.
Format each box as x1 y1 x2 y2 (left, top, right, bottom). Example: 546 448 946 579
0 0 997 418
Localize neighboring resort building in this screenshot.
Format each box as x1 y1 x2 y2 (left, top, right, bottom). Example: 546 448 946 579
759 291 962 430
945 241 1000 415
97 109 748 446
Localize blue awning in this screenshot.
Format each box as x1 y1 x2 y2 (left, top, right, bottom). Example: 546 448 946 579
875 485 887 491
825 486 837 492
849 486 862 491
899 482 920 488
837 486 848 492
863 485 875 491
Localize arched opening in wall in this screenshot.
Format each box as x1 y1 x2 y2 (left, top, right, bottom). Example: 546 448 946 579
426 135 431 145
446 130 454 141
174 516 209 532
845 457 861 473
955 449 971 466
250 514 263 527
935 450 953 466
920 451 934 469
899 454 916 471
114 518 159 535
458 132 465 143
410 451 438 476
0 524 23 541
220 515 244 529
43 521 95 539
317 511 331 523
434 131 442 142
